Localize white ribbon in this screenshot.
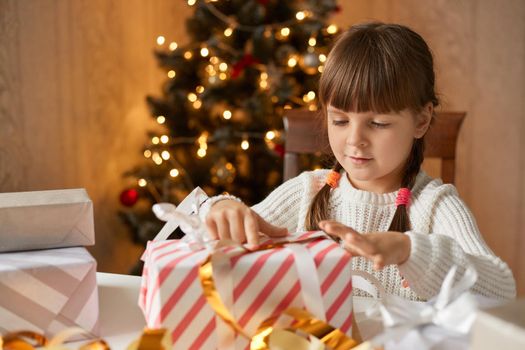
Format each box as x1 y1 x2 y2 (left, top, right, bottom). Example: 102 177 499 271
363 265 485 349
152 186 210 244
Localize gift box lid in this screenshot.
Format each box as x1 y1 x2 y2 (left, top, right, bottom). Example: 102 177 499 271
0 188 95 252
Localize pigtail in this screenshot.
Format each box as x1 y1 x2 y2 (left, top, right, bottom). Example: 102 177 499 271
305 162 343 230
388 137 425 232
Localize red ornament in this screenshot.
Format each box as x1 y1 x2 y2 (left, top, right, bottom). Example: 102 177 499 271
231 54 260 79
273 144 285 158
120 188 139 207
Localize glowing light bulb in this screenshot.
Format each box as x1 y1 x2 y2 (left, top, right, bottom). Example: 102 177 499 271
223 110 232 119
280 27 290 37
184 51 193 59
196 85 205 93
187 0 196 5
219 62 228 71
169 42 178 51
156 36 165 45
303 91 316 102
156 116 165 124
169 168 179 177
224 27 233 37
197 148 206 158
200 47 209 57
308 37 317 46
327 24 338 34
210 56 219 64
152 136 160 144
161 151 170 160
295 11 306 20
160 135 169 144
319 54 327 62
241 139 249 150
152 152 162 165
144 150 152 158
138 178 147 187
193 100 202 109
265 130 276 140
187 93 198 102
219 72 227 80
287 57 298 67
167 70 176 78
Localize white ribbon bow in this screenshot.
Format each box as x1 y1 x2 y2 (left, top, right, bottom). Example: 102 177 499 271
364 265 486 349
152 187 211 246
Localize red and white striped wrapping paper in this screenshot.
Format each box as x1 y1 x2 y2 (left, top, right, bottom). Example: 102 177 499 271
139 231 353 349
0 247 99 339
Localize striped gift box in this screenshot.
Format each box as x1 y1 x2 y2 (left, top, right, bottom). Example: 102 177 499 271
139 231 353 349
0 247 99 338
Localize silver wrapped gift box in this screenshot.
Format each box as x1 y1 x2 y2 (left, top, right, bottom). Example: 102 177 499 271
0 188 94 252
0 247 99 338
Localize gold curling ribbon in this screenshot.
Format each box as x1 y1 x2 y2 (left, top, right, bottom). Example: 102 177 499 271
0 328 168 350
198 239 360 350
126 328 170 350
0 328 109 350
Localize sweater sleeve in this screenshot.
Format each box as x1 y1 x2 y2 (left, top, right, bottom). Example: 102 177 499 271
251 171 318 232
398 188 516 300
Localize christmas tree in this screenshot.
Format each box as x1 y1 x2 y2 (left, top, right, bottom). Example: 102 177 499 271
120 0 341 251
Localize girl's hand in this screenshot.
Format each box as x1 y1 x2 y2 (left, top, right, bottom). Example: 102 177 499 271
318 220 411 270
205 200 288 245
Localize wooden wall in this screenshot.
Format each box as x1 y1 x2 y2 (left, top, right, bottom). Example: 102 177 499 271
0 0 192 272
1 0 524 295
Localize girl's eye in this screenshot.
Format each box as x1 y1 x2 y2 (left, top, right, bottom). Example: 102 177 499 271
371 121 390 128
331 120 348 126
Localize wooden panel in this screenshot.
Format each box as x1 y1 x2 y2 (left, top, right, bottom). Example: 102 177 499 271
0 0 193 273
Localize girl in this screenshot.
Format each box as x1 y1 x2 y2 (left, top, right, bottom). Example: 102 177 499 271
199 22 516 301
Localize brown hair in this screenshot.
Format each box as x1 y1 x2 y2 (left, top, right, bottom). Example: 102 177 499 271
305 22 439 232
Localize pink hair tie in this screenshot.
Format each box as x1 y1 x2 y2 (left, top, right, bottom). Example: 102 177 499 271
326 171 341 189
395 187 411 207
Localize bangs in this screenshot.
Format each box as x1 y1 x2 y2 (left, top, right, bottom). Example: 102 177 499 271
320 26 426 114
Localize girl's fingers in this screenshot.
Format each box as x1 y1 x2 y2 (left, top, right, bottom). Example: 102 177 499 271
215 215 232 241
344 233 376 255
205 217 219 240
230 212 247 243
244 212 260 246
341 236 370 258
256 212 288 238
319 220 359 238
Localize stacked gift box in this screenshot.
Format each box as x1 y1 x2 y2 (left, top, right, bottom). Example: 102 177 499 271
0 189 99 339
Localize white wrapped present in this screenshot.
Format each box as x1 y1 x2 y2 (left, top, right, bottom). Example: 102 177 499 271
354 266 504 350
0 188 94 252
0 247 99 339
470 298 525 350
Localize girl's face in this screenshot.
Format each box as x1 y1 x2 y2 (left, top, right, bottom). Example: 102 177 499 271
327 105 431 193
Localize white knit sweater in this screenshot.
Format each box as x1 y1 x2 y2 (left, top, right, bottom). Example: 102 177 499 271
250 169 516 301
